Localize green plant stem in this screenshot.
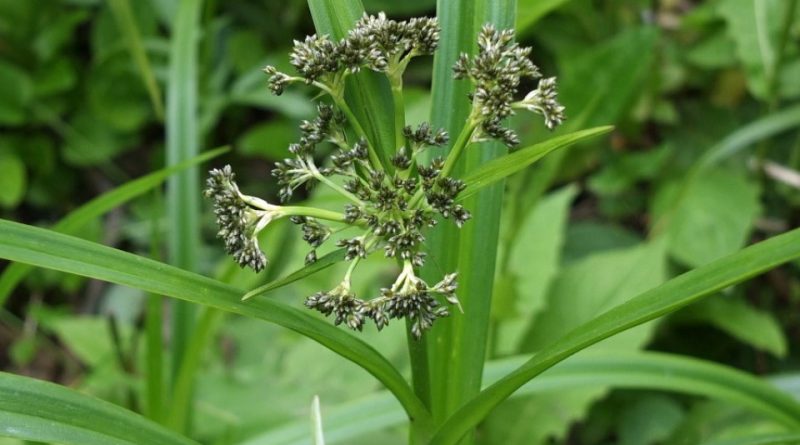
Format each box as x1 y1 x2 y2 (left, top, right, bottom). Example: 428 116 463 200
407 117 479 210
167 307 222 433
309 166 365 205
389 72 407 154
406 323 431 408
441 115 479 179
281 206 347 223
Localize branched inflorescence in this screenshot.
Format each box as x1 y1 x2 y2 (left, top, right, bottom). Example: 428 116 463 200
454 24 566 147
206 13 565 338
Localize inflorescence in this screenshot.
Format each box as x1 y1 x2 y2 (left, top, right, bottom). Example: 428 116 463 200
205 13 565 339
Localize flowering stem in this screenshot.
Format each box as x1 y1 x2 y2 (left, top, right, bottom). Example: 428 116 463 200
308 164 365 206
440 114 479 178
388 55 413 155
407 115 479 209
390 79 406 154
281 206 347 223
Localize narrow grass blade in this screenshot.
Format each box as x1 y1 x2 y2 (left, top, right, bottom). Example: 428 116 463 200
697 103 800 169
311 396 325 445
0 147 228 308
430 228 800 444
307 0 396 163
0 220 430 427
242 249 346 301
243 351 800 445
108 0 165 120
702 434 800 445
146 188 165 423
0 372 199 445
166 0 203 399
459 126 613 199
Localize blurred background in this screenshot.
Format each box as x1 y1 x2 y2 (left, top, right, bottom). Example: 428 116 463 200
1 0 799 444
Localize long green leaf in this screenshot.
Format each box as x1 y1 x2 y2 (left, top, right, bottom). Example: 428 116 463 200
108 0 165 120
702 434 800 445
430 227 800 444
515 0 570 32
307 0 396 163
419 3 515 442
166 0 203 400
245 351 800 445
242 249 346 301
420 2 513 438
0 372 198 445
459 126 613 199
0 147 228 308
0 219 430 427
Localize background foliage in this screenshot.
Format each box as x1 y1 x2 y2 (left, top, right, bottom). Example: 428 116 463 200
1 0 799 444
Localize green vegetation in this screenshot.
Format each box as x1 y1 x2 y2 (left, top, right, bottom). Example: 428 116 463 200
1 1 799 444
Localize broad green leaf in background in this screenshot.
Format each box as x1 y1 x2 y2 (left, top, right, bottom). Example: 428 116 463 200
696 103 800 169
562 221 641 264
0 61 33 126
0 152 26 209
0 147 227 308
515 0 571 33
47 316 132 369
588 145 670 197
718 0 800 99
459 126 613 199
430 227 800 444
653 169 761 268
674 296 787 357
506 25 658 231
0 220 430 427
522 241 668 352
494 185 576 355
559 26 659 130
686 30 739 69
237 120 297 159
0 372 199 445
485 241 667 445
87 63 151 133
617 395 685 445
